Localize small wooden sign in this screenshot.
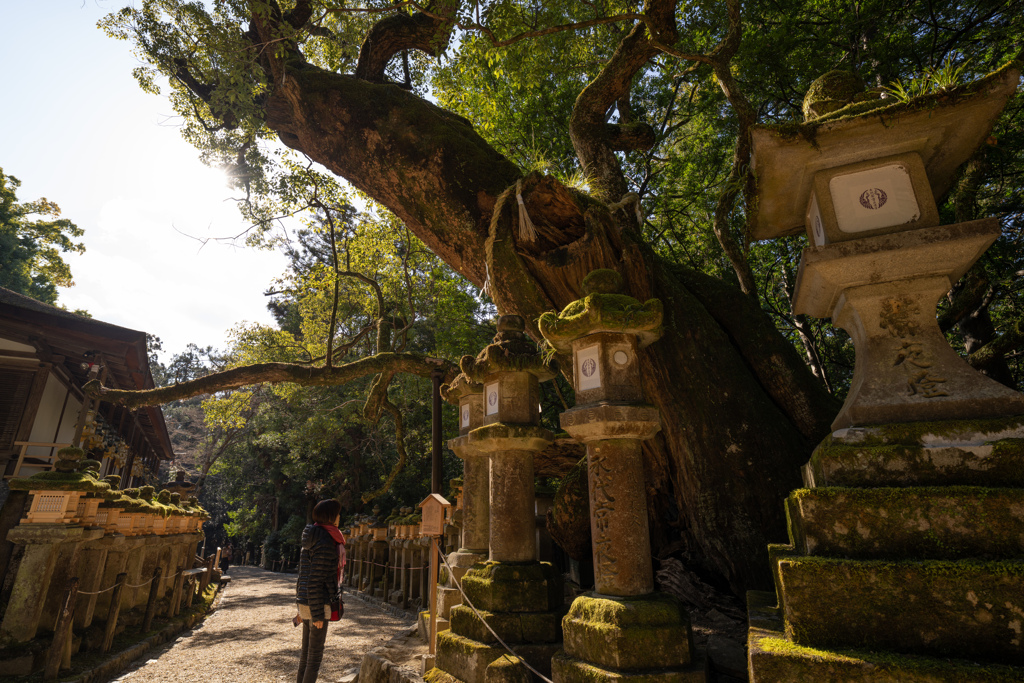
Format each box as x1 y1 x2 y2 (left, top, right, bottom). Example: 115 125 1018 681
418 493 451 537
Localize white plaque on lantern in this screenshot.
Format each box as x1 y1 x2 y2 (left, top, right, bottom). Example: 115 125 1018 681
461 404 471 428
485 382 500 416
577 344 602 391
830 164 920 234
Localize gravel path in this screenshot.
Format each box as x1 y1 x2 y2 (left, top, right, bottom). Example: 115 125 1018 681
112 566 417 683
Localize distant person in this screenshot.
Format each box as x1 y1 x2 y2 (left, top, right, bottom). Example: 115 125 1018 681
294 499 346 683
220 544 233 574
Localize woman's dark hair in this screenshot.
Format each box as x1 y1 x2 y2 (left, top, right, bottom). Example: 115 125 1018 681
312 499 343 525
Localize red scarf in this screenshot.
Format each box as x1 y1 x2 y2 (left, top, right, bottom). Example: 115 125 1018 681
314 523 346 582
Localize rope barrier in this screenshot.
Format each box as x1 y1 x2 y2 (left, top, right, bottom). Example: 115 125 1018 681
77 568 191 596
437 550 555 683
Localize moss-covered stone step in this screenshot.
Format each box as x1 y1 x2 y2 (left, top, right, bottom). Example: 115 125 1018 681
461 561 562 613
804 417 1024 488
777 556 1024 664
562 593 694 671
435 630 562 683
551 651 707 683
747 591 1024 682
785 486 1024 559
449 605 563 644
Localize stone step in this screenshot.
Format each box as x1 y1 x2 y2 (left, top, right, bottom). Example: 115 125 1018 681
785 486 1024 559
747 590 1024 682
776 556 1024 664
449 604 562 645
435 630 561 683
803 417 1024 488
551 650 708 683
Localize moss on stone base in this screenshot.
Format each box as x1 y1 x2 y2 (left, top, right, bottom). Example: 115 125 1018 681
551 650 707 683
749 599 1024 683
778 556 1024 663
786 486 1024 560
485 654 531 683
450 605 563 644
461 561 562 613
562 594 693 671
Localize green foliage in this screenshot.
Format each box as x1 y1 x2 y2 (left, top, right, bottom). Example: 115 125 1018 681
0 167 85 304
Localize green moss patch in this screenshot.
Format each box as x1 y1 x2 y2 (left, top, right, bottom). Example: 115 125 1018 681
562 594 692 670
786 486 1024 560
462 561 562 613
778 556 1024 663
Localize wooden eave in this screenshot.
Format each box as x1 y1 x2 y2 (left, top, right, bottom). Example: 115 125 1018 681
0 287 174 461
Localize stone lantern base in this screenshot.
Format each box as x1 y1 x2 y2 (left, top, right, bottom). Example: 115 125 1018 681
434 561 564 683
747 416 1024 681
552 593 705 682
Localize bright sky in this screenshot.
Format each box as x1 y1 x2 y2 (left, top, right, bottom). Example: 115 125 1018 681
0 1 289 361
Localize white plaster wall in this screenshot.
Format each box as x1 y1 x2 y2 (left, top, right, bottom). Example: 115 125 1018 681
20 376 80 468
0 337 36 353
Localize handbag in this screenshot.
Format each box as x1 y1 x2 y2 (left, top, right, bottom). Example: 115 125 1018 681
329 591 344 621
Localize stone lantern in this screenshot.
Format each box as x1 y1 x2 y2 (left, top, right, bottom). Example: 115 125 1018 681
441 373 489 567
745 63 1024 681
751 63 1024 430
539 269 702 682
435 315 563 683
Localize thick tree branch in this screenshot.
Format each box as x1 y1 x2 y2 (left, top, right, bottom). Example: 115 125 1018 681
84 353 457 409
355 3 455 82
569 0 678 201
969 319 1024 370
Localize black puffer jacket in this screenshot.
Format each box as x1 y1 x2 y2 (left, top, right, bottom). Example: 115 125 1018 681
295 524 339 621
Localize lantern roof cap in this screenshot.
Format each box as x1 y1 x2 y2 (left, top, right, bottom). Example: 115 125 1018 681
538 270 664 354
749 61 1021 240
461 315 558 382
440 372 483 404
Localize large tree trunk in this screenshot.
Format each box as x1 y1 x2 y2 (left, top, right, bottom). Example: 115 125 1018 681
259 60 839 593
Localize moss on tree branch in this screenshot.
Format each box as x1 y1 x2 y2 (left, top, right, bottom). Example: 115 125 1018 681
83 353 458 409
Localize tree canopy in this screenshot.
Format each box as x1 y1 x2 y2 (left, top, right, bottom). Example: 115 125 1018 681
98 0 1024 594
0 168 85 305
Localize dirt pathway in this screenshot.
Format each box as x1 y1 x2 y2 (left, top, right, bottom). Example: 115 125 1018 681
112 566 417 683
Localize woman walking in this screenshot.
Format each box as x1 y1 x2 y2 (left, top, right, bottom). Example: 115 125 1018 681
294 499 346 683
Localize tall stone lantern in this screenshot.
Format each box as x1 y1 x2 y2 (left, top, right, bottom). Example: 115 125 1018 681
441 373 489 567
539 269 703 683
434 315 563 683
745 64 1024 681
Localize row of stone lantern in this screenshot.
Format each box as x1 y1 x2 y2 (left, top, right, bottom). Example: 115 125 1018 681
0 450 208 664
343 506 438 611
431 271 703 683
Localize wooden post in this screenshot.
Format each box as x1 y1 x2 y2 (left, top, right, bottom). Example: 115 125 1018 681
44 577 78 680
184 578 196 609
198 555 214 598
429 537 439 656
143 566 163 632
102 573 127 653
169 565 186 617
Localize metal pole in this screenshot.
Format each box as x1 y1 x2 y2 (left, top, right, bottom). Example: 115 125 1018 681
431 368 443 494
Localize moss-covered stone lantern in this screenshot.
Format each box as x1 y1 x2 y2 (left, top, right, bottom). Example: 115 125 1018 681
434 315 563 683
745 63 1024 681
751 62 1024 430
539 270 701 682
